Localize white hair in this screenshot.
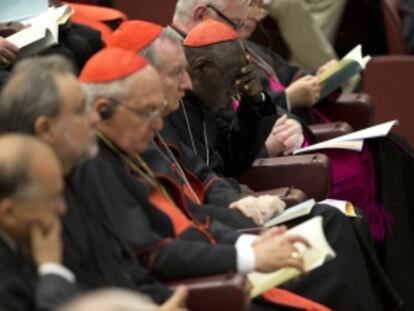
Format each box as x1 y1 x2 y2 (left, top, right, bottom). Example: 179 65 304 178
173 0 250 23
81 76 134 108
140 27 183 68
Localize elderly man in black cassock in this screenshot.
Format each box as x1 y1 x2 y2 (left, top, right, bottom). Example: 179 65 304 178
77 40 400 310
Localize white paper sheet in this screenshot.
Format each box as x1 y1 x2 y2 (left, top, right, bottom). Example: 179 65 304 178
0 0 48 23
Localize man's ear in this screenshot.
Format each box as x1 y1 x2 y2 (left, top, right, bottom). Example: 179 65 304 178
0 199 16 228
189 57 209 78
193 5 208 22
34 116 55 145
93 97 115 122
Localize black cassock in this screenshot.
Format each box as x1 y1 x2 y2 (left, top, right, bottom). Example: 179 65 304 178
70 140 400 311
168 90 279 179
140 119 256 229
0 237 77 310
62 170 172 304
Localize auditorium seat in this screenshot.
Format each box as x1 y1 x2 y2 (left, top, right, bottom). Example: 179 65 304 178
363 0 414 147
238 154 331 201
316 93 373 130
168 274 250 311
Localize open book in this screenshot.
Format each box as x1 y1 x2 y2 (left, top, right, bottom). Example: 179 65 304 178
293 120 398 155
318 44 371 101
6 5 73 59
264 199 315 228
0 0 49 23
249 216 336 298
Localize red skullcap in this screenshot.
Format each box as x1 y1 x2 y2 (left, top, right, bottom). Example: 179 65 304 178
79 47 148 83
106 20 163 52
183 19 239 47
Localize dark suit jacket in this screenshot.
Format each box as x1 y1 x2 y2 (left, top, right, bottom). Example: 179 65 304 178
0 237 77 311
401 0 414 53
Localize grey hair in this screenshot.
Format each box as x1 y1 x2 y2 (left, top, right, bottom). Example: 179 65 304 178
173 0 250 23
0 55 74 134
82 75 133 108
140 27 183 68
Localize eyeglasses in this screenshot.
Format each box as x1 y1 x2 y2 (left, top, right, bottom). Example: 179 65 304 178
109 98 167 123
122 100 167 123
206 4 245 31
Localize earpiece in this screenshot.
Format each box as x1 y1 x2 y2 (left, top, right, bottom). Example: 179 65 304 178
98 105 113 120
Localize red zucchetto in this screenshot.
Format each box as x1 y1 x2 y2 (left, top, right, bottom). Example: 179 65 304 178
183 20 239 47
105 20 163 52
79 47 148 83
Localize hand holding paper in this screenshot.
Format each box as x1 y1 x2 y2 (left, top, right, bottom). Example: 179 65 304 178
252 226 310 273
285 75 321 108
249 217 336 298
317 44 371 101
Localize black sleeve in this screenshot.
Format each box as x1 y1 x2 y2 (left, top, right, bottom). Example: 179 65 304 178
0 270 77 311
35 274 78 311
177 139 243 206
216 93 279 175
0 272 33 311
77 157 239 282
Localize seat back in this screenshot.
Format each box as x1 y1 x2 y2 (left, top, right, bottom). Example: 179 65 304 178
363 55 414 147
382 0 407 54
110 0 176 25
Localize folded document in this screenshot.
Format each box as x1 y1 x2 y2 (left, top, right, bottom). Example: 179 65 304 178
293 120 398 155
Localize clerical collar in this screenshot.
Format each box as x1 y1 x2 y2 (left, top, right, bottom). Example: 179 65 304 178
0 230 17 252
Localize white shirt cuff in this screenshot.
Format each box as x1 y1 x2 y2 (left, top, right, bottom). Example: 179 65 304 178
38 263 76 283
235 234 257 274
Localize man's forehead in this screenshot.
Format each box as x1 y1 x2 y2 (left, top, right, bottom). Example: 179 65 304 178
127 67 164 104
56 74 85 112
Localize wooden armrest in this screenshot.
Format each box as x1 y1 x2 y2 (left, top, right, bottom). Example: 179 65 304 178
249 187 308 207
309 122 353 143
168 274 250 311
317 93 373 130
238 154 331 201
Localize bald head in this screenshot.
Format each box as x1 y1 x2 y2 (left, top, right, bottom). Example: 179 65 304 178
184 39 247 111
0 134 65 243
0 134 60 201
60 289 157 311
